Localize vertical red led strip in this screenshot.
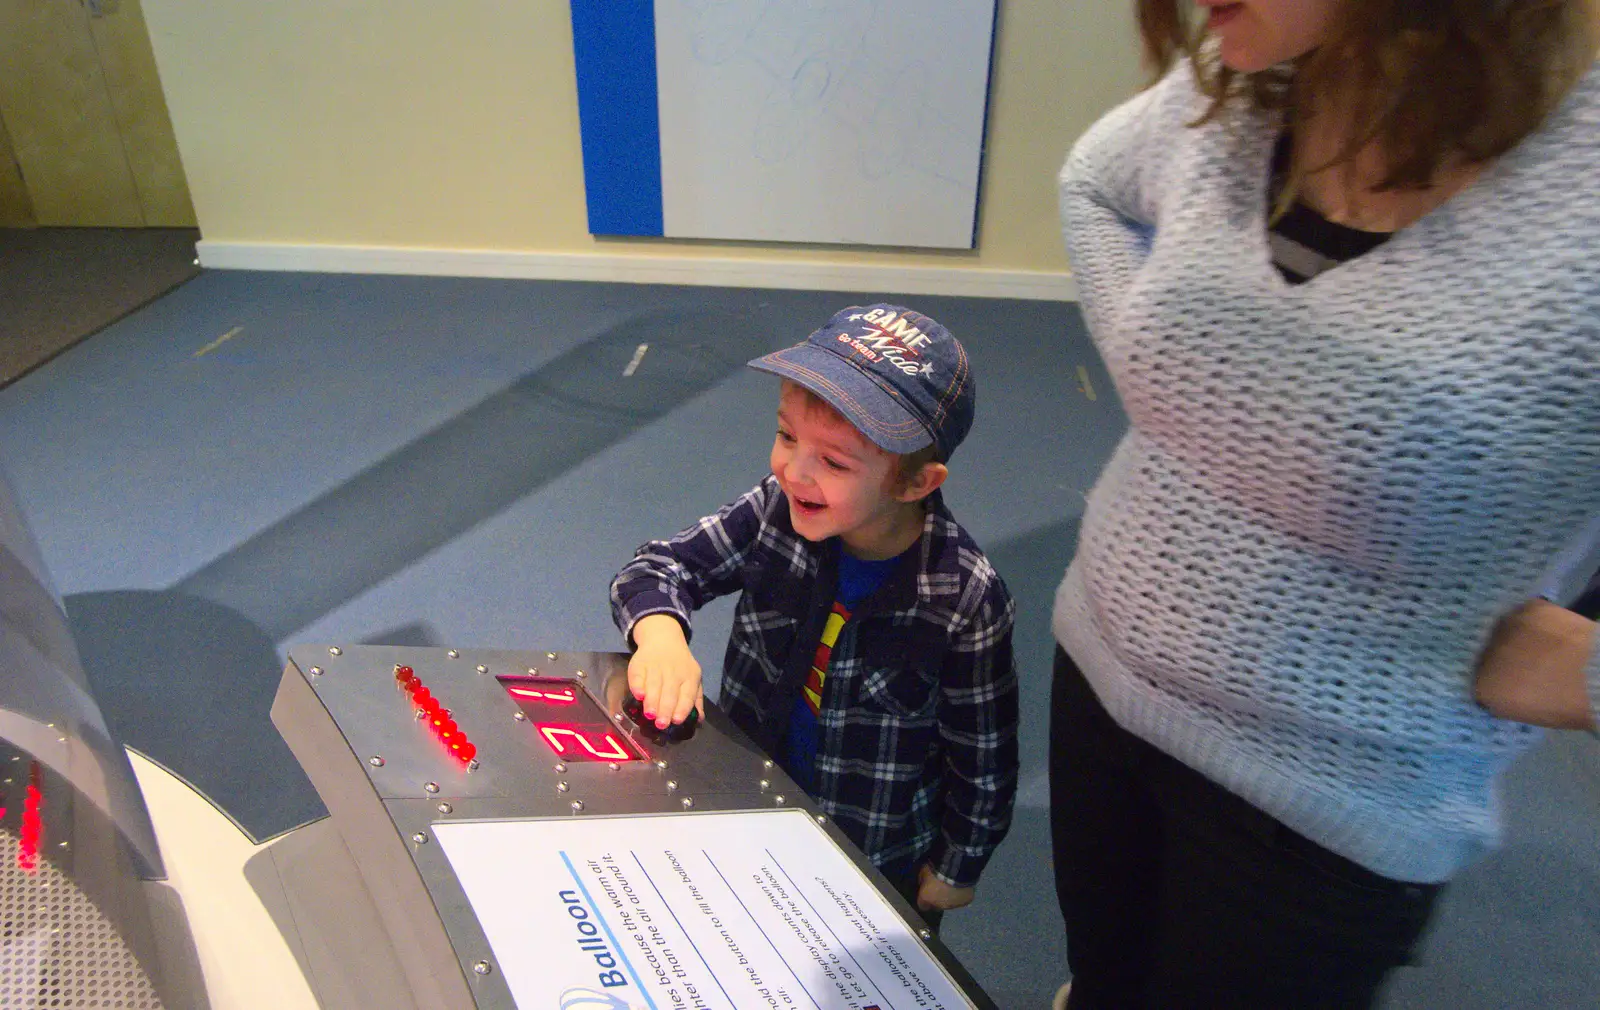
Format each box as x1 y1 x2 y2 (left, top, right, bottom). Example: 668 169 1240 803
394 666 477 764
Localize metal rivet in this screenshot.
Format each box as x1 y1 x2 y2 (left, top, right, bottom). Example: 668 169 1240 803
527 667 539 676
329 647 342 656
655 759 668 770
608 762 619 771
554 763 567 773
57 841 68 850
614 712 626 723
476 664 488 674
447 649 460 659
424 782 440 794
369 756 385 767
557 782 570 793
416 709 428 720
666 780 678 791
759 779 770 790
681 797 694 809
513 711 527 722
815 814 827 824
774 795 786 805
473 960 492 976
918 928 932 940
763 760 774 769
575 669 587 679
546 652 557 660
47 723 55 729
570 800 584 812
58 737 66 744
412 832 428 845
309 666 323 676
437 802 453 814
467 759 480 772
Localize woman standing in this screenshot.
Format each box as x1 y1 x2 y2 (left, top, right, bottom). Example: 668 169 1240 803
1050 0 1598 1005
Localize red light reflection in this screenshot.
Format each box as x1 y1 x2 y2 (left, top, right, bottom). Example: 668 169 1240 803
18 761 42 873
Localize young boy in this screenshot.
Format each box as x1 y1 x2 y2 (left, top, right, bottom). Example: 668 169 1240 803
609 305 1018 923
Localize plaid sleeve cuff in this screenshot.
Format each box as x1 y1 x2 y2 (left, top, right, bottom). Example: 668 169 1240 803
620 602 693 649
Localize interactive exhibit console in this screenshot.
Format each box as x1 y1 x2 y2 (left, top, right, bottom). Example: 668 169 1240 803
0 471 995 1009
271 645 998 1010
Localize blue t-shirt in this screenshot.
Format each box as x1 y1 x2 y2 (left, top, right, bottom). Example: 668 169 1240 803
785 549 905 792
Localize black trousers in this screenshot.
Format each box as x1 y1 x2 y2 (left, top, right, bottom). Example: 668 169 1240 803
1050 648 1442 1009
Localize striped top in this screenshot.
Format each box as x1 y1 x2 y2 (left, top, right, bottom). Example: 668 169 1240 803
1267 135 1391 283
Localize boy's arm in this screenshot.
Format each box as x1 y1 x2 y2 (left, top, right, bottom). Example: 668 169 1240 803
609 476 781 646
926 569 1020 890
609 477 783 726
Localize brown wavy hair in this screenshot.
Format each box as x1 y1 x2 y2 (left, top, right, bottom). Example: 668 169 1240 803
1138 0 1597 192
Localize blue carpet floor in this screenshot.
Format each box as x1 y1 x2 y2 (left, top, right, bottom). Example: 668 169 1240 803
0 270 1594 1008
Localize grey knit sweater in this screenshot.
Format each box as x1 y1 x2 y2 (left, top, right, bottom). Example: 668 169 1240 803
1055 61 1599 883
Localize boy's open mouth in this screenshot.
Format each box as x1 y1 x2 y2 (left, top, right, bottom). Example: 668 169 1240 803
792 496 826 515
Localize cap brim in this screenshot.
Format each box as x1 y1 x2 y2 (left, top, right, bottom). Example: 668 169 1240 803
748 344 933 455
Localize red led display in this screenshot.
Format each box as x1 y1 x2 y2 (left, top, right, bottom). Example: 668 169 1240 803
536 724 636 762
498 676 642 762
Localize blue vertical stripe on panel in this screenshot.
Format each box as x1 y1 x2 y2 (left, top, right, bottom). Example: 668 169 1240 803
569 0 665 236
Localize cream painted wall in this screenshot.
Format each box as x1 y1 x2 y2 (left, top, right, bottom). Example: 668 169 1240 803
140 0 1142 276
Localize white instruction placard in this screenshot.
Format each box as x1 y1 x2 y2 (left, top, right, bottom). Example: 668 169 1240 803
433 810 977 1010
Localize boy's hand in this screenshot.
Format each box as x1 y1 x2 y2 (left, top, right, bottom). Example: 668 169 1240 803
916 863 975 912
629 614 705 730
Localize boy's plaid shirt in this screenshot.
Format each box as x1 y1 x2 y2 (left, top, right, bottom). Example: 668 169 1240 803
610 475 1019 888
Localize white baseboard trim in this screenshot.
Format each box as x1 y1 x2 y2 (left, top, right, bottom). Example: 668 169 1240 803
195 241 1078 302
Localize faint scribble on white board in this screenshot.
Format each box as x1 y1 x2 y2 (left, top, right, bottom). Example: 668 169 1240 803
681 0 964 184
655 0 996 247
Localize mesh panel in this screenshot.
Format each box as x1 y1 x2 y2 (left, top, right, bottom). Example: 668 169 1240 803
0 828 164 1009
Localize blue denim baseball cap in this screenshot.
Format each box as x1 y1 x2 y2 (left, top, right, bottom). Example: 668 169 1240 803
748 305 974 460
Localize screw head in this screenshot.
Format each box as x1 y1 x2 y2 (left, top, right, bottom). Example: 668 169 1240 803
329 646 342 656
447 649 460 659
681 797 694 809
557 781 570 793
415 709 428 720
467 759 480 772
815 814 827 824
570 800 584 812
309 666 323 676
57 841 68 850
666 780 678 791
655 759 669 770
424 782 440 794
473 960 492 976
526 667 539 676
513 711 527 722
759 779 770 790
437 802 453 814
554 763 567 773
575 669 587 679
763 760 774 769
412 832 428 845
546 652 557 660
774 795 786 805
476 664 488 674
369 756 385 767
608 762 619 771
918 928 932 940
